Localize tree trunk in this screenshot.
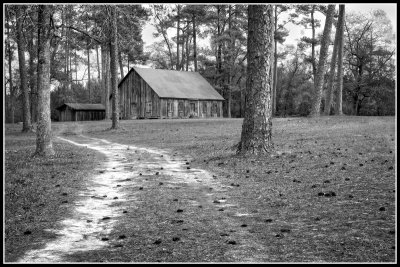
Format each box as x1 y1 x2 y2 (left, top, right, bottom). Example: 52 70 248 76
323 17 340 115
101 44 109 118
16 6 32 132
309 5 335 117
192 14 197 72
107 47 111 118
118 50 124 79
227 5 233 118
335 5 345 115
28 28 37 123
353 94 361 116
311 5 317 82
176 4 180 70
186 21 190 71
74 48 78 83
96 44 101 80
272 5 278 116
237 5 274 156
87 39 91 102
180 28 185 70
110 6 119 129
66 7 70 90
35 5 55 157
216 6 223 85
6 8 15 124
69 29 72 88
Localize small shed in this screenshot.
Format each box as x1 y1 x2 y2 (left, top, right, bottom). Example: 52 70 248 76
116 67 224 119
56 103 106 121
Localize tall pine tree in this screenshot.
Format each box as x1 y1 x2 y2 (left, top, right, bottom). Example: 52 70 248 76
237 5 274 155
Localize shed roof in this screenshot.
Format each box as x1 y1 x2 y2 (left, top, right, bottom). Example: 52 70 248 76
56 103 106 111
119 67 224 101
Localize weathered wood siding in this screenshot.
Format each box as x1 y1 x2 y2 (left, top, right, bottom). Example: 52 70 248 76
118 69 223 119
59 106 105 121
118 70 160 119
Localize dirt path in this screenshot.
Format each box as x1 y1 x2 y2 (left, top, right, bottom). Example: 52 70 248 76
18 134 266 262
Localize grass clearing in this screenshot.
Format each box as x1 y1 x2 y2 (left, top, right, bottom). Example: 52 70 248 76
5 116 396 262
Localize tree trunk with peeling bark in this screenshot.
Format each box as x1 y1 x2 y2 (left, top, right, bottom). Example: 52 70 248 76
35 5 55 157
309 5 335 117
237 5 274 156
335 5 345 115
110 6 119 129
16 6 32 132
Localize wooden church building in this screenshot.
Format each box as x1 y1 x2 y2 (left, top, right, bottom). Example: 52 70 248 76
56 103 106 121
116 67 224 119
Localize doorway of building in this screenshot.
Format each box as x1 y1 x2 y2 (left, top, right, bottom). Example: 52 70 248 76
178 101 184 118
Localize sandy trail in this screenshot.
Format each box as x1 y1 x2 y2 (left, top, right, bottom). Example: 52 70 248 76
17 134 229 262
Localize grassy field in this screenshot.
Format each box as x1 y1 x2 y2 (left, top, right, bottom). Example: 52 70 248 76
4 116 396 262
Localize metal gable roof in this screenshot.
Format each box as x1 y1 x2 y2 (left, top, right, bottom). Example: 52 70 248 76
122 67 224 101
56 103 106 111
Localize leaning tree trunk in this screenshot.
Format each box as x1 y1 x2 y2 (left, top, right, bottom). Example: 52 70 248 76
35 5 55 157
110 6 119 129
323 19 340 115
15 6 32 132
335 5 345 115
309 5 335 117
237 5 274 156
